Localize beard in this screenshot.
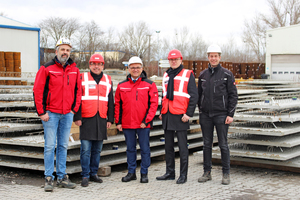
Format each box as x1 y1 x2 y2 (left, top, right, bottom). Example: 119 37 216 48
57 53 70 64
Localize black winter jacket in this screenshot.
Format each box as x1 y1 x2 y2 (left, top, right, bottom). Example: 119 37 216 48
198 64 238 117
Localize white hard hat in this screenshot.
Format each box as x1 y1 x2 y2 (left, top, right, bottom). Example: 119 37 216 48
207 44 222 54
128 56 143 67
56 38 72 48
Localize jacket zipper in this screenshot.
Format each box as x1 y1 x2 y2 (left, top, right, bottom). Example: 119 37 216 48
136 91 138 101
223 95 225 108
67 75 69 85
97 83 99 111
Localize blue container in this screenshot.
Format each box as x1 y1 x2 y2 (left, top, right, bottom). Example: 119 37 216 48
112 145 118 150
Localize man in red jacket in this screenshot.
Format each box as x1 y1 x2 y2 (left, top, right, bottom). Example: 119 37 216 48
115 56 158 183
33 38 81 192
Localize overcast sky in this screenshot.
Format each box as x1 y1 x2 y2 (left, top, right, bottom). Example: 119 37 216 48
1 0 270 46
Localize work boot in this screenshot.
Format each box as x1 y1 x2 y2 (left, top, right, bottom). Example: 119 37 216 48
81 177 89 187
156 173 175 180
222 173 230 185
44 177 54 192
198 171 212 183
57 175 76 189
121 173 137 182
140 174 148 183
90 175 103 183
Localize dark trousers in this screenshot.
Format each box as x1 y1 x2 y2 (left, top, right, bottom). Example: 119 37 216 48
200 113 230 174
164 130 188 176
123 128 151 174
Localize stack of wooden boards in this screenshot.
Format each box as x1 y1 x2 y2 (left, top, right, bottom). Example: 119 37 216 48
0 51 24 85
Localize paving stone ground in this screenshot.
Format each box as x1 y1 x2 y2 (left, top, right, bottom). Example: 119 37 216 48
1 154 300 200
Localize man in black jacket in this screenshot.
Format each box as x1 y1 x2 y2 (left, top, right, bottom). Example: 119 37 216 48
156 49 198 184
197 44 238 185
74 54 114 187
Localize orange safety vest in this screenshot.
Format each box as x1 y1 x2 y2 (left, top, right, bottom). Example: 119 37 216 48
81 72 112 118
161 69 192 115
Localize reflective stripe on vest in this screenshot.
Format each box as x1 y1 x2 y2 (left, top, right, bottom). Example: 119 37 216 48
162 69 191 99
81 72 111 118
82 73 111 101
161 69 192 115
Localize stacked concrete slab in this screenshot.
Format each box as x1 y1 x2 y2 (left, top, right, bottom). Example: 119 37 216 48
195 80 300 172
0 84 204 174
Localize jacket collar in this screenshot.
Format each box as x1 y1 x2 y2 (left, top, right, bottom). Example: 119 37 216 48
54 56 74 68
208 63 221 74
127 70 147 82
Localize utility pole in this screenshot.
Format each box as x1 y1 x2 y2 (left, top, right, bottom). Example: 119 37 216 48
147 34 151 69
156 30 160 76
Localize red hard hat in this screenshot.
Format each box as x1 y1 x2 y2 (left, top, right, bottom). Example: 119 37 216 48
89 54 105 64
168 49 183 60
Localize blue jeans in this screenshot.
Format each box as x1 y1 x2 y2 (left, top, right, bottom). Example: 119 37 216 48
80 140 103 178
42 111 74 179
200 113 230 174
123 128 151 174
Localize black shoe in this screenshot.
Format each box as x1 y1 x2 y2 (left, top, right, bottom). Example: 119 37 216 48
44 177 54 192
156 173 175 180
121 173 137 182
81 177 89 187
140 174 148 183
176 175 187 184
90 175 103 183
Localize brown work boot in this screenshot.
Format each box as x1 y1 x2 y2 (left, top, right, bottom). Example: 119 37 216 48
44 177 54 192
222 173 230 185
57 175 76 189
198 171 212 183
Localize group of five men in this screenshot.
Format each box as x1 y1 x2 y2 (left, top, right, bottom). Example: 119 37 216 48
33 38 238 192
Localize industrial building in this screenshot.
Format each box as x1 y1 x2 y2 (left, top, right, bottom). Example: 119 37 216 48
0 16 40 74
266 24 300 81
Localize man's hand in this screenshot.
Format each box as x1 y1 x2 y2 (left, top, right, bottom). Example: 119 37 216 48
159 114 162 120
225 116 233 124
40 113 49 122
107 122 112 129
181 114 190 123
71 111 74 114
116 124 122 132
75 120 82 126
140 123 146 129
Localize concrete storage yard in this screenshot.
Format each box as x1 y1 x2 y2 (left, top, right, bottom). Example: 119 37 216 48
1 79 300 199
195 80 300 173
0 81 204 174
1 79 300 173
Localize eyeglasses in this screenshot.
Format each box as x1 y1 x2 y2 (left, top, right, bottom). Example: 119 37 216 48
90 62 103 66
169 58 181 62
129 67 142 70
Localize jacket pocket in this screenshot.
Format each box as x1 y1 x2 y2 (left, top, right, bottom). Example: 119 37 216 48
120 87 132 101
214 79 227 96
137 87 149 102
67 71 78 87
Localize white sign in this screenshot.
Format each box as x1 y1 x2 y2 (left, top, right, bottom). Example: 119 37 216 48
159 63 170 68
159 60 169 64
122 61 129 66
